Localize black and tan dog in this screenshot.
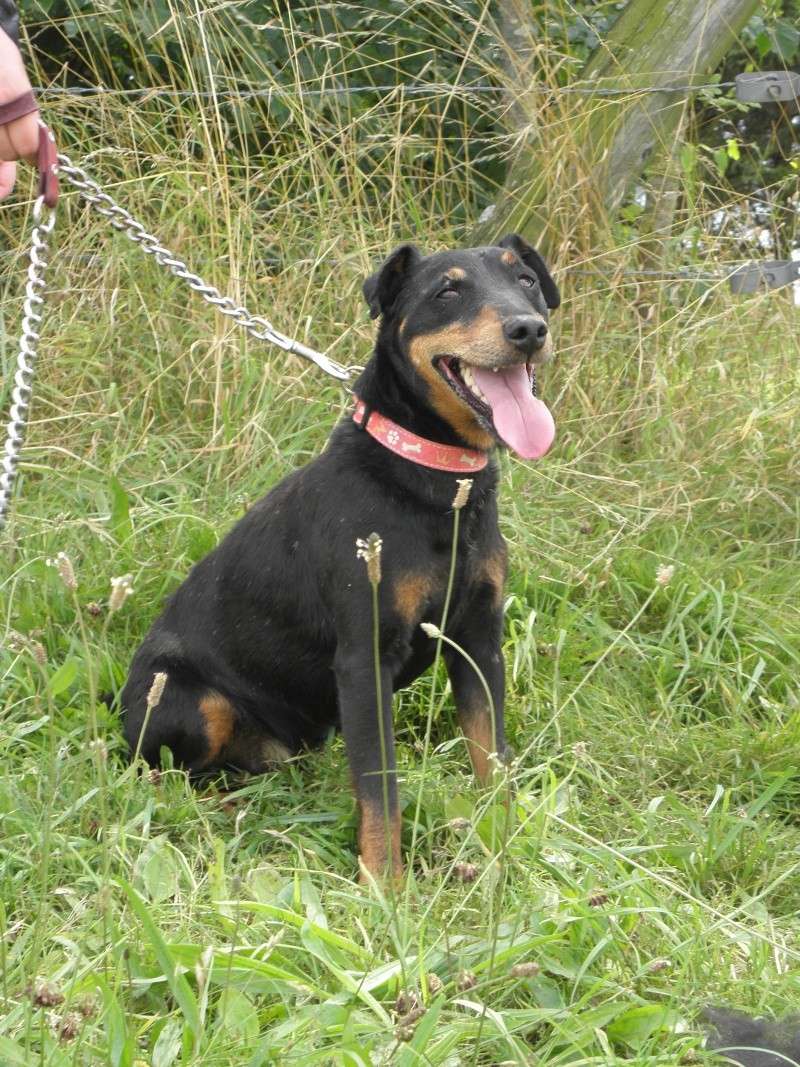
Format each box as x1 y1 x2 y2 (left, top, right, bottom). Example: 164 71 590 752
121 233 560 879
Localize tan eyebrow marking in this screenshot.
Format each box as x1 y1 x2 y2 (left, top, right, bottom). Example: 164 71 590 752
500 250 517 266
444 267 466 281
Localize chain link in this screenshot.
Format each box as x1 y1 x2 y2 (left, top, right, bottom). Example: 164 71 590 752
0 198 56 532
0 154 361 532
56 153 357 382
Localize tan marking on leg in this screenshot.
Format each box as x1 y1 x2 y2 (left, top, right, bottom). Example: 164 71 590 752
198 691 236 763
459 705 496 784
477 545 508 608
358 799 402 883
500 250 517 266
393 572 435 625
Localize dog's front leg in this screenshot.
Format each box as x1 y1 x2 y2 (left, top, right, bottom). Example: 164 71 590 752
335 652 401 882
444 598 507 785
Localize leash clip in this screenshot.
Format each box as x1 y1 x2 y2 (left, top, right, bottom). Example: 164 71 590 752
37 121 59 209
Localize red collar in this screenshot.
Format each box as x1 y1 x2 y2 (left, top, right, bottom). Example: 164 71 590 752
352 397 488 473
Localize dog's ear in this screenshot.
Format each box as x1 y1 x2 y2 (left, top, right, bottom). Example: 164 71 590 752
498 233 560 310
362 244 420 320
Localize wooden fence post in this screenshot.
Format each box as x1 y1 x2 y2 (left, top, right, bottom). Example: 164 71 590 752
476 0 760 256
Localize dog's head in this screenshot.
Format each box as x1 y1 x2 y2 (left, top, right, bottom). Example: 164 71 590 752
363 235 560 458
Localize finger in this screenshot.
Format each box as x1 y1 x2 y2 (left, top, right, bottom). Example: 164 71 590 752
0 159 17 199
6 111 42 164
0 123 13 162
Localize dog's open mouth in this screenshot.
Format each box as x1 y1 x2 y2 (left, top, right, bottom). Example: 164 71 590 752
436 356 555 459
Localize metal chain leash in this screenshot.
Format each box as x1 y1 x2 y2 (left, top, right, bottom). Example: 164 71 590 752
56 154 356 382
0 153 361 533
0 197 56 532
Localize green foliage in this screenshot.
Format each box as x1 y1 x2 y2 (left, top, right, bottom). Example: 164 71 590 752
695 0 800 248
18 0 799 246
1 1 799 1062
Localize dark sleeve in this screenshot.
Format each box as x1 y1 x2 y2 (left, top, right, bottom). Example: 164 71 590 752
0 0 20 43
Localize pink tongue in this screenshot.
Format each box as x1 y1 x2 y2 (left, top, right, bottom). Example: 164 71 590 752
471 364 555 459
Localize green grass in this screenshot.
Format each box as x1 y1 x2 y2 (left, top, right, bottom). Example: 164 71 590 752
2 4 800 1062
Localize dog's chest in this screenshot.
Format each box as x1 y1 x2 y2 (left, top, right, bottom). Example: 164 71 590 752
388 531 501 632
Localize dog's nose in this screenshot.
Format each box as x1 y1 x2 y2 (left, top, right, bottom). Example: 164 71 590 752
503 315 548 354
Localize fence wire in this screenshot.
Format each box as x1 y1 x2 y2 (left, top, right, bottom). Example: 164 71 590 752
36 79 738 102
19 75 797 295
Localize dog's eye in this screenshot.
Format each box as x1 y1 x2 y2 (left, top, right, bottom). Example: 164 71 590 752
519 275 536 289
436 285 460 300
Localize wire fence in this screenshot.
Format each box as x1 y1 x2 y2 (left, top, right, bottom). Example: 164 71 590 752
16 73 798 297
0 244 793 295
36 79 738 102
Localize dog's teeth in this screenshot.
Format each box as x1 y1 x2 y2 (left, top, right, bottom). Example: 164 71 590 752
460 364 486 402
493 367 499 373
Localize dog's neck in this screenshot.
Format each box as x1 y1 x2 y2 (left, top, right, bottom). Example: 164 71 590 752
351 398 488 474
354 344 490 451
341 347 499 512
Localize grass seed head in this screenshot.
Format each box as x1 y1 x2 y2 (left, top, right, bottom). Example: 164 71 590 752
647 957 672 973
452 478 473 510
356 532 383 584
656 563 675 586
395 991 417 1016
32 980 64 1007
452 861 479 883
6 629 46 665
47 552 77 591
394 990 426 1040
456 970 477 992
146 671 168 710
448 817 471 831
76 995 98 1019
56 1012 82 1042
510 961 541 978
88 738 108 762
109 573 134 613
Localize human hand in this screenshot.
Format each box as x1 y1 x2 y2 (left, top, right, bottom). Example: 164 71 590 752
0 26 43 200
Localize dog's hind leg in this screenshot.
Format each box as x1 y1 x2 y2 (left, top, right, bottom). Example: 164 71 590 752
122 671 237 774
